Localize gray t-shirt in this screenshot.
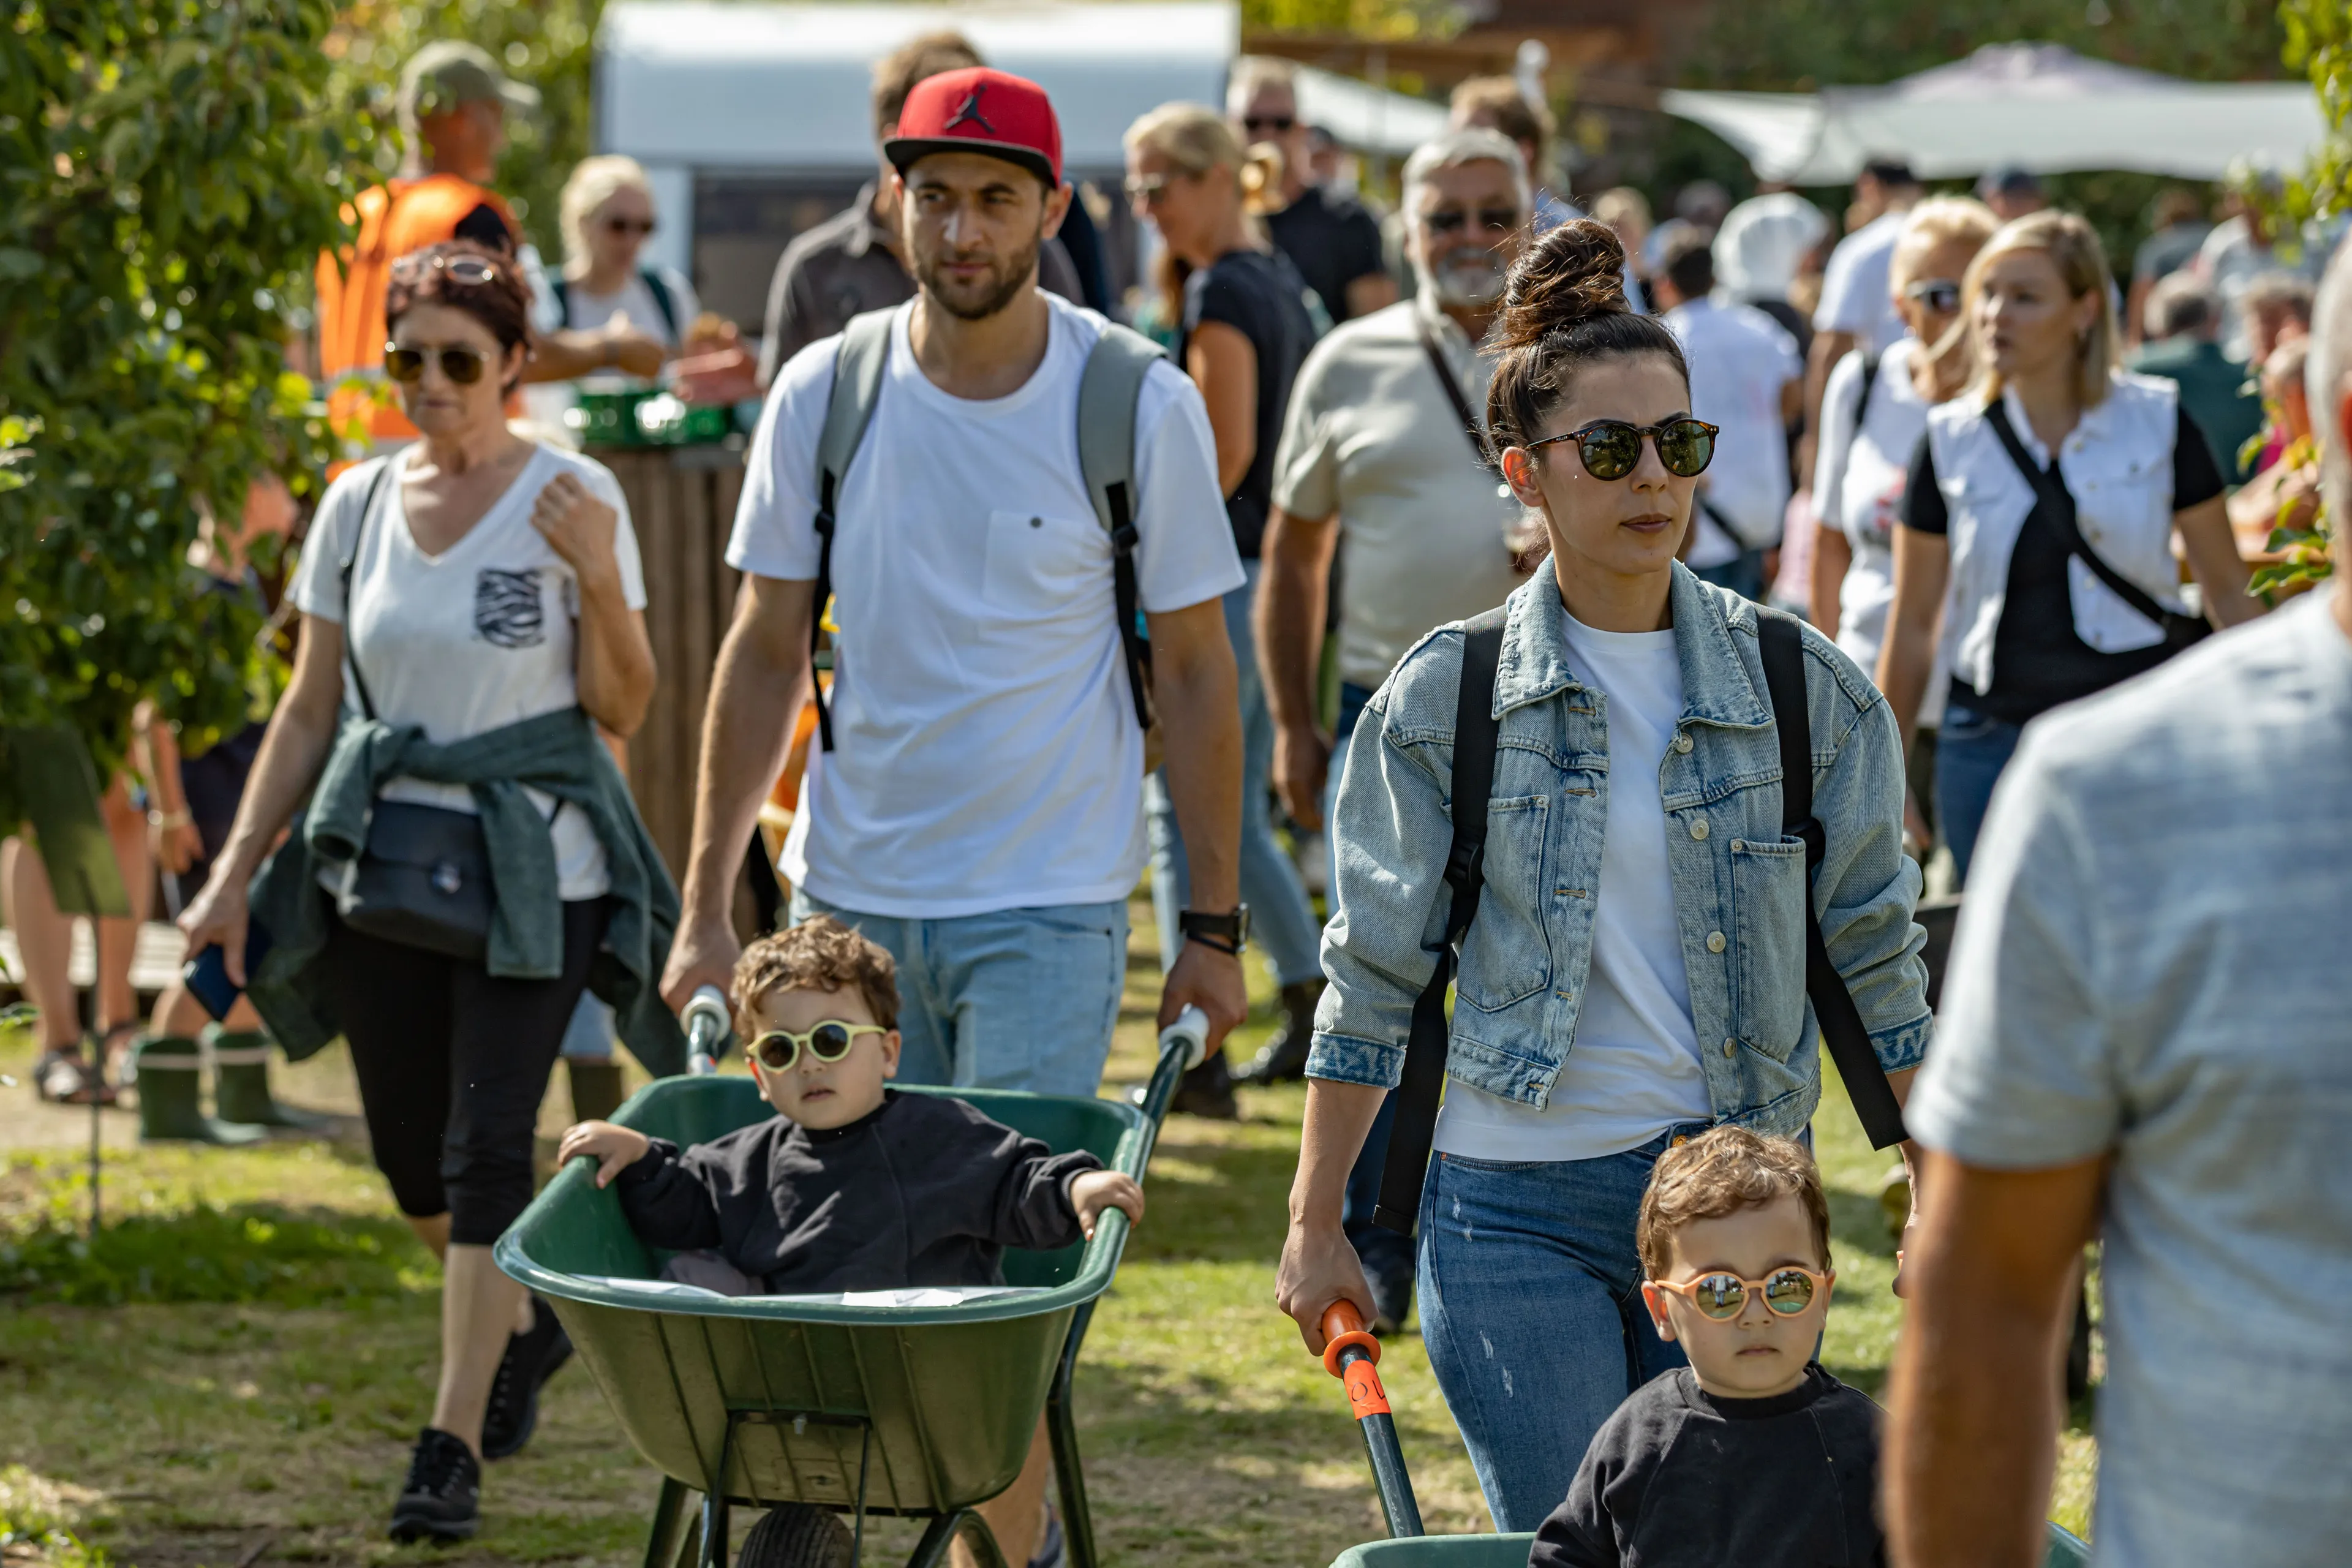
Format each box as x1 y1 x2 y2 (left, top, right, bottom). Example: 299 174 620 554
1908 590 2352 1567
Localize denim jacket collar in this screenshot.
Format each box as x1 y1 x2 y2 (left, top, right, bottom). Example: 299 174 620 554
1491 561 1775 732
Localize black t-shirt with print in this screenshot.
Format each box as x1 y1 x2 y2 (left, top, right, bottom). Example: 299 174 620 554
1265 185 1387 324
1180 248 1319 560
1902 403 2225 724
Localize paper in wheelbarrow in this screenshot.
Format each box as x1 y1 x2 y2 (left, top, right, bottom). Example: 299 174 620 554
580 1278 1049 1309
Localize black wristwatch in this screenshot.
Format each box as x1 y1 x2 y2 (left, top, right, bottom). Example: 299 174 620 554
1179 906 1250 956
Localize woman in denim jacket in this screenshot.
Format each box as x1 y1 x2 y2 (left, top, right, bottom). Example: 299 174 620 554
1275 221 1932 1529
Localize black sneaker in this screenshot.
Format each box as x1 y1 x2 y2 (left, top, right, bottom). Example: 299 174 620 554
480 1295 573 1460
390 1427 480 1544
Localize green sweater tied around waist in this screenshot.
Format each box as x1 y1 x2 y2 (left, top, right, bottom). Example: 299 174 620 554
247 704 685 1077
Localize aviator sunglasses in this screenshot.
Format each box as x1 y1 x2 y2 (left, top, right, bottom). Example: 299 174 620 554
1525 418 1719 481
748 1020 889 1074
388 251 502 288
1423 206 1521 236
383 343 491 385
1649 1265 1831 1321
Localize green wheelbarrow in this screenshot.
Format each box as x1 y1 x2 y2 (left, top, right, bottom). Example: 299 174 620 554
494 1003 1210 1568
1312 1301 2094 1567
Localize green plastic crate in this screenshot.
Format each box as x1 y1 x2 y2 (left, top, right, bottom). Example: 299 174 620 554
495 1076 1149 1518
1325 1523 2092 1567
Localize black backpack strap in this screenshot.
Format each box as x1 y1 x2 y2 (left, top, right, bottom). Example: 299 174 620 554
1414 316 1495 473
1374 605 1509 1235
1981 399 2204 643
549 275 571 330
638 267 680 341
1756 609 1908 1150
807 309 896 752
1853 351 1880 426
337 459 397 723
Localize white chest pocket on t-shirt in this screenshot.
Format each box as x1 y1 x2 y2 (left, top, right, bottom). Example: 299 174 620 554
982 508 1106 619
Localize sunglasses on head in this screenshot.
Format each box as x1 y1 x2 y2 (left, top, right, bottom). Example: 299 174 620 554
1905 277 1962 314
1651 1266 1830 1321
1525 418 1719 481
601 216 657 236
748 1020 888 1075
1423 207 1521 236
383 344 491 385
388 252 501 287
1243 114 1295 134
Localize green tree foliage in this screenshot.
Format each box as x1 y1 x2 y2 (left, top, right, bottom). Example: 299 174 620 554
0 1 379 765
1242 0 1461 42
323 0 603 261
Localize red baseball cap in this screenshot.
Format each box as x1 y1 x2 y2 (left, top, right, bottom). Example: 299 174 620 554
884 67 1063 188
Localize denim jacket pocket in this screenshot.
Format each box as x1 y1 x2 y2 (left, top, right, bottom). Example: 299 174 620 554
1455 793 1551 1012
1730 834 1811 1061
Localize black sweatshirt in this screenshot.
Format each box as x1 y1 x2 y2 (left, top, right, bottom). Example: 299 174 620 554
611 1090 1103 1294
1530 1365 1884 1568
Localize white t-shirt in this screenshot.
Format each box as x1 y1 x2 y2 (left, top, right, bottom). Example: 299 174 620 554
1433 610 1712 1163
1666 298 1802 559
558 265 701 350
1814 209 1909 355
289 444 649 899
726 295 1243 919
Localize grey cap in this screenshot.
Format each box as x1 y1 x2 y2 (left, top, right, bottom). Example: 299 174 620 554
399 40 540 130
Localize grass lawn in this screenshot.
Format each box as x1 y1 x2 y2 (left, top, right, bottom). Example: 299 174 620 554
0 902 2095 1567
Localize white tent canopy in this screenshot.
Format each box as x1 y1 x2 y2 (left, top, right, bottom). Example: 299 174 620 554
597 1 1238 175
1662 42 2326 184
1292 63 1449 159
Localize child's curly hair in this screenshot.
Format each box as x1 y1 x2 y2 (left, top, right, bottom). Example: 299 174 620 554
731 916 899 1038
1635 1126 1831 1281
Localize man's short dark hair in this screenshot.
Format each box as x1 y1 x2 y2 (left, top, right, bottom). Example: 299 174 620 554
2244 271 2317 330
872 31 984 137
1662 225 1716 300
2146 273 2220 341
1450 75 1553 167
1861 157 1919 189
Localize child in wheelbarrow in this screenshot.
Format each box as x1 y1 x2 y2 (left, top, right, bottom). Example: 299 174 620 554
1529 1128 1884 1568
559 916 1143 1568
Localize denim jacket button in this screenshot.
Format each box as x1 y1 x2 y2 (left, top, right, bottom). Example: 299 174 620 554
1722 1037 1738 1058
1689 818 1709 841
1706 930 1727 953
1672 733 1693 754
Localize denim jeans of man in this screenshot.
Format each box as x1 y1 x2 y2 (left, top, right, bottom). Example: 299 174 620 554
1327 679 1417 1294
1415 1129 1706 1531
1145 562 1322 988
788 889 1126 1096
1934 701 2024 886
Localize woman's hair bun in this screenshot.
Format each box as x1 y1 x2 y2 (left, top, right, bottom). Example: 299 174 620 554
1496 219 1631 350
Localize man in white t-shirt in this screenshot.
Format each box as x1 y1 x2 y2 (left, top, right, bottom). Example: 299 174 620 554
1803 160 1921 464
1654 228 1802 601
660 69 1248 1096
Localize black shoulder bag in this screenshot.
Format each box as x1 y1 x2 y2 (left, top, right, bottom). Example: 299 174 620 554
332 460 497 962
1374 606 1905 1234
1983 401 2209 655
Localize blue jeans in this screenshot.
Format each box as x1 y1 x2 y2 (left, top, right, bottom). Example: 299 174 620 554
1416 1129 1705 1531
788 889 1126 1096
1327 680 1418 1287
1934 701 2024 887
1145 562 1322 988
1691 549 1766 601
559 992 614 1060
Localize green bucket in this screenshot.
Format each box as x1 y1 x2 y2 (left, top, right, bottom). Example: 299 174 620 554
495 1076 1150 1518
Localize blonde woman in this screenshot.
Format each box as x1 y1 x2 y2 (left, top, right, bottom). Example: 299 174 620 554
1875 211 2259 881
551 155 699 357
1125 102 1322 1115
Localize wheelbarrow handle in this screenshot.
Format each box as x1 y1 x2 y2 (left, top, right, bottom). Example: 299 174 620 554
682 984 731 1077
1317 1299 1425 1539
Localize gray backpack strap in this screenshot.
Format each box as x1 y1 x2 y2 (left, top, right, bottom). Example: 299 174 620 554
1076 322 1164 729
806 307 897 752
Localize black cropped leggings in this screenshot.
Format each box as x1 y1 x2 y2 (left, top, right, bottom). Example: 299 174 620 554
321 899 608 1246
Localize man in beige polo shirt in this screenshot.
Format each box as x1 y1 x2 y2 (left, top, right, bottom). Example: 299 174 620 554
1251 126 1534 1330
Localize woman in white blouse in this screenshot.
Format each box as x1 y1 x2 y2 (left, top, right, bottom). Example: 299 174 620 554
1875 211 2259 882
1810 198 1996 848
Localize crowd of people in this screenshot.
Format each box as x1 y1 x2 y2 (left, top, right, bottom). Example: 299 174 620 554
7 29 2348 1568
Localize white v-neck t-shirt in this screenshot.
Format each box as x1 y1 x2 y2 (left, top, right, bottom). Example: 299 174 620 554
727 295 1243 918
290 443 648 899
1433 608 1713 1163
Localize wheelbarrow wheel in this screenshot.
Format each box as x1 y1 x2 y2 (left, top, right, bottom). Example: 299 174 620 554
736 1504 853 1568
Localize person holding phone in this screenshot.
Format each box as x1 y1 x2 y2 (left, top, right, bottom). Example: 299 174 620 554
178 240 671 1542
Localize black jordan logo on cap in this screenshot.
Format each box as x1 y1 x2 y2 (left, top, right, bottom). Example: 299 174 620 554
944 83 995 135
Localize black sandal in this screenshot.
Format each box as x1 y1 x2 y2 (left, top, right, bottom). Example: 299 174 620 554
32 1047 116 1106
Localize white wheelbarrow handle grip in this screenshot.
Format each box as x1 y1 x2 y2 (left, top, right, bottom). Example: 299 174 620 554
682 984 729 1076
1159 1004 1211 1072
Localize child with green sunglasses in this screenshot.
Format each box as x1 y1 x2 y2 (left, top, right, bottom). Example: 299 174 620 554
1529 1127 1883 1568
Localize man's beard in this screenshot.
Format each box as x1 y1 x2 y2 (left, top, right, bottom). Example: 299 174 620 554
1419 250 1509 309
914 232 1042 322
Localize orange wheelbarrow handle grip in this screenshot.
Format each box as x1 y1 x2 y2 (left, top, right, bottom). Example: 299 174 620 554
1320 1300 1383 1379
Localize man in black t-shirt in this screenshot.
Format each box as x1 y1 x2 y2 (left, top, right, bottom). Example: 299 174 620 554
1228 56 1396 323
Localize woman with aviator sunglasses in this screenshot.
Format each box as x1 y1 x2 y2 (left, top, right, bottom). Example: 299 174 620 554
178 239 671 1542
1276 220 1930 1529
